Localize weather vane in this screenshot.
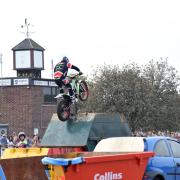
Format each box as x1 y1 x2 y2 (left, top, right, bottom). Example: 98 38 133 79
21 18 33 38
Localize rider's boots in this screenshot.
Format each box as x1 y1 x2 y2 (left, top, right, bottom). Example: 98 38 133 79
70 95 77 103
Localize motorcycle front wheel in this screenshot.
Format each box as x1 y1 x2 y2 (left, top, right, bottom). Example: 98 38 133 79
57 100 70 121
79 81 89 101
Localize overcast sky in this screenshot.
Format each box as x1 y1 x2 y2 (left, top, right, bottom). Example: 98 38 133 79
0 0 180 78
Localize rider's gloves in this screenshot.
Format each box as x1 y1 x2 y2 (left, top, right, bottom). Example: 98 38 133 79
79 71 83 75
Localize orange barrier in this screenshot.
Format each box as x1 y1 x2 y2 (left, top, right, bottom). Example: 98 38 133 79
42 152 154 180
1 147 84 159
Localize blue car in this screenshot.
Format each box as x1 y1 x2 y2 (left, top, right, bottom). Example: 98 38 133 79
143 136 180 180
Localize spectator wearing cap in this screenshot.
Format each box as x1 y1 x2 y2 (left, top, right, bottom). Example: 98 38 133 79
17 132 28 148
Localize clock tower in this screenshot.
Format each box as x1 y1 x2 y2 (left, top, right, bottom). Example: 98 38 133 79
0 19 57 137
12 38 45 78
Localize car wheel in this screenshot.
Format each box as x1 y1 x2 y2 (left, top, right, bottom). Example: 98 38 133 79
153 176 163 180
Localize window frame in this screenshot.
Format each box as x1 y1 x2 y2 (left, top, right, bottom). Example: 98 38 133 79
43 87 57 104
153 139 171 157
167 139 180 158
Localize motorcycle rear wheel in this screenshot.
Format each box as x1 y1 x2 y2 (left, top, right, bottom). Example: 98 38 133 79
57 100 70 121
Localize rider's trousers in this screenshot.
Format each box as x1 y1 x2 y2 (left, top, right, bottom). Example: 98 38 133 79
55 78 74 97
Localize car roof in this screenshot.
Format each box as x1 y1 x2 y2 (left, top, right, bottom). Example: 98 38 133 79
144 136 177 151
145 136 176 141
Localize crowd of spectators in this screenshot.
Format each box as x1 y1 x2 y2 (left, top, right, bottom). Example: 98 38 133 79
1 129 180 149
0 131 40 148
133 130 180 140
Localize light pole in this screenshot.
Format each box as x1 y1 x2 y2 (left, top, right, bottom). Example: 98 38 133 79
51 59 54 79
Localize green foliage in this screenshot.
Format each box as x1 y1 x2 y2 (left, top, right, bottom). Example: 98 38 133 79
80 59 180 132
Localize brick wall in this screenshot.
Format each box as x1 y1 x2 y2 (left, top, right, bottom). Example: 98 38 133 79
0 86 56 137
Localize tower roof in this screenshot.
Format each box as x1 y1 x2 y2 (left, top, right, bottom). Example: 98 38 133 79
12 38 45 51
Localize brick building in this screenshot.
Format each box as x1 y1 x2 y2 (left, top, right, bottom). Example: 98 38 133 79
0 38 57 137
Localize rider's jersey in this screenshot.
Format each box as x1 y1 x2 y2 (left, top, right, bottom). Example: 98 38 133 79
54 61 80 79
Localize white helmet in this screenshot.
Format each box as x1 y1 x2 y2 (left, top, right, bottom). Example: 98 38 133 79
18 132 26 138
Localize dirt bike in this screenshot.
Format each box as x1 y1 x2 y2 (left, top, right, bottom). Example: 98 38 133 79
55 73 89 121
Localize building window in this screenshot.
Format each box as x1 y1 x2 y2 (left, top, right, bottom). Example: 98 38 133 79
43 87 57 103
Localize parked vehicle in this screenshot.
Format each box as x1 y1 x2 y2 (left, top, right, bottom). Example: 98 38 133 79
143 136 180 180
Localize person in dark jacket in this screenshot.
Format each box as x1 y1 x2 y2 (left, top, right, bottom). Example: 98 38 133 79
54 56 82 102
0 134 8 147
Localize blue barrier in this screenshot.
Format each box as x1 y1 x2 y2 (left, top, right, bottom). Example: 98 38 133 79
41 157 83 166
0 165 6 180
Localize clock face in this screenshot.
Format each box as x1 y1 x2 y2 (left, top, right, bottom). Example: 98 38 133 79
34 50 43 68
15 50 31 68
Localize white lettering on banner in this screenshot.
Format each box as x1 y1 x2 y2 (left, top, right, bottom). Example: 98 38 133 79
0 79 11 86
94 172 123 180
49 81 57 87
34 80 48 86
14 79 29 85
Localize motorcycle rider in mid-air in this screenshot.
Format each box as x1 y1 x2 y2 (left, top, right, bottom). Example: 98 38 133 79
54 56 82 102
